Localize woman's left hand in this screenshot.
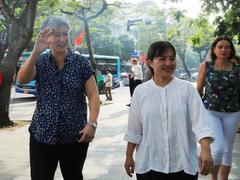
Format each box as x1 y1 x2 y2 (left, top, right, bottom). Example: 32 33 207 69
125 156 135 177
78 124 96 143
199 148 214 176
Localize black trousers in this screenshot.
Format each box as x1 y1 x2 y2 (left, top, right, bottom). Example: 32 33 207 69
134 79 142 90
129 76 135 97
30 135 89 180
136 170 198 180
129 78 142 97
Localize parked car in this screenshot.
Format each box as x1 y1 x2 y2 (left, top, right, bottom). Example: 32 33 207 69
121 72 129 86
191 72 198 81
178 73 188 80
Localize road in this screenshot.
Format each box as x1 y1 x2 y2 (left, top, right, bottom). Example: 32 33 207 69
9 85 36 121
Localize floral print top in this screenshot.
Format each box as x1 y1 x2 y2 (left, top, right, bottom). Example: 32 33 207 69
29 49 94 144
203 61 240 112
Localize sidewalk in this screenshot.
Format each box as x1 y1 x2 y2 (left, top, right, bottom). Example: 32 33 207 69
1 86 240 180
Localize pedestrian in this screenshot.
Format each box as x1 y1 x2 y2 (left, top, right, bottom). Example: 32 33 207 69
196 36 240 180
131 57 143 89
17 15 100 180
142 62 152 82
232 55 240 134
124 41 214 180
105 68 113 101
126 57 143 106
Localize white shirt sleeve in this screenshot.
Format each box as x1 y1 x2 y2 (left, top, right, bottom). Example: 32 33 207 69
187 84 214 142
124 90 143 144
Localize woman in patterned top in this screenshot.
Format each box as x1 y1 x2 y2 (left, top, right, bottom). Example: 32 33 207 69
197 36 240 180
17 16 100 180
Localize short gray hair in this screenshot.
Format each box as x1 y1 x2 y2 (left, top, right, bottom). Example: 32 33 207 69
40 15 71 31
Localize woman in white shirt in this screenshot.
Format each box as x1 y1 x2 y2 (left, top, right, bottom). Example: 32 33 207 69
124 41 214 180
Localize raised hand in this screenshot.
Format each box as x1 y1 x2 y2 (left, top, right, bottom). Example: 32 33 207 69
33 28 52 54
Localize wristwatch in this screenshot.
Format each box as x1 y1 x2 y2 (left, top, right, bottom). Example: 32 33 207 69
88 121 97 128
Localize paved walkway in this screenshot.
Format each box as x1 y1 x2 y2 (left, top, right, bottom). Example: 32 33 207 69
1 86 240 180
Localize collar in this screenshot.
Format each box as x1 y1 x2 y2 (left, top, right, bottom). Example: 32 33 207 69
46 48 74 64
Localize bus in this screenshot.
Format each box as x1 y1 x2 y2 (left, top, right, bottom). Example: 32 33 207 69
15 52 121 95
81 54 121 93
15 51 36 95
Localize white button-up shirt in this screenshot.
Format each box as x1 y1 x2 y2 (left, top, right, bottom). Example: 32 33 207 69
131 64 143 81
124 78 213 175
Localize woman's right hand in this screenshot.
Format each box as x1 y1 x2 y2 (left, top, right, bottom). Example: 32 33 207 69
124 156 135 177
33 28 52 54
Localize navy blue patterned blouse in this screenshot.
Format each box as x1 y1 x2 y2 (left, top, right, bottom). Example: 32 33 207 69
29 49 94 144
203 61 240 112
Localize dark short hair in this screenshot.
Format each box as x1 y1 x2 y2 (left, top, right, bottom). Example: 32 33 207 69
147 41 176 74
210 36 236 61
147 41 176 60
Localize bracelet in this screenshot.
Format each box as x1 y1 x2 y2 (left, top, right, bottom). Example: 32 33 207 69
88 121 97 128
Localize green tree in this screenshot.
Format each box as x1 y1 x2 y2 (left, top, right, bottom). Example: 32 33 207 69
33 1 61 41
188 16 214 62
118 35 135 61
167 14 196 77
0 0 38 126
87 6 135 61
86 7 125 57
132 5 167 55
168 26 191 77
201 0 240 43
61 0 121 70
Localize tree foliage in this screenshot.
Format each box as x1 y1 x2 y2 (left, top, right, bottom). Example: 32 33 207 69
76 4 134 61
167 13 197 77
124 1 211 75
129 4 167 55
61 0 113 70
118 35 135 61
86 6 119 55
188 16 214 62
201 0 240 43
33 1 61 40
201 0 239 12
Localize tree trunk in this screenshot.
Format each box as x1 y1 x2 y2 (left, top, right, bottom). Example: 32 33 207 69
0 53 18 127
197 51 203 63
179 52 191 77
0 0 38 126
0 42 5 63
181 59 191 77
0 77 14 127
83 19 97 70
0 35 29 126
178 48 191 78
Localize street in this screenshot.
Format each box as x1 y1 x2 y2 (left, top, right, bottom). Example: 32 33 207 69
9 86 36 121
